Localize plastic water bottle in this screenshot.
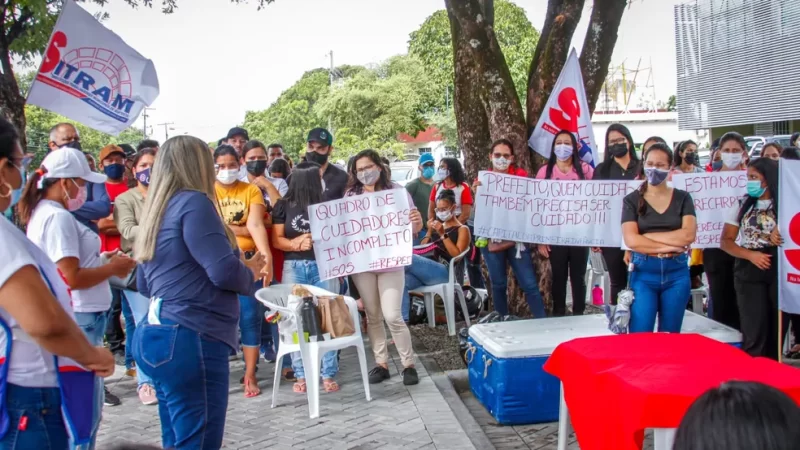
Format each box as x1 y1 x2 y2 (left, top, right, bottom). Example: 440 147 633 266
592 285 604 306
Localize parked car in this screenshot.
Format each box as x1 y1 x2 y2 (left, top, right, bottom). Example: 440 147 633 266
746 135 792 159
390 160 419 187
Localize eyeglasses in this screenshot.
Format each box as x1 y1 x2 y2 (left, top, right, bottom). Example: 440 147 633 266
492 153 512 158
356 163 377 174
422 162 435 168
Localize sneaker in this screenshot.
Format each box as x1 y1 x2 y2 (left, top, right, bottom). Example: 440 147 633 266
104 388 121 407
402 367 419 386
262 345 276 363
113 352 126 367
368 366 390 384
125 367 136 377
138 384 158 405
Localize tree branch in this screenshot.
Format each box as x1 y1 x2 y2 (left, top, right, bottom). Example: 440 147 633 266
6 7 34 46
579 0 627 114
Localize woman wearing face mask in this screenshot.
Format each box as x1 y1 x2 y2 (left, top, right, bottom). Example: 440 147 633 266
428 157 472 225
0 119 115 449
594 124 641 305
720 158 782 359
269 158 291 180
272 162 340 394
707 148 722 172
702 132 748 331
214 145 273 398
346 150 423 386
622 143 697 333
402 189 472 321
672 140 705 175
17 147 136 434
113 148 158 405
536 130 593 316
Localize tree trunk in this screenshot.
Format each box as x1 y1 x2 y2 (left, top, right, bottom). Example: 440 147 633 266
579 0 627 113
0 47 27 149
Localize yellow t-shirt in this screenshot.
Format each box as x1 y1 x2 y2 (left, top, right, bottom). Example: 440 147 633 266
215 181 265 252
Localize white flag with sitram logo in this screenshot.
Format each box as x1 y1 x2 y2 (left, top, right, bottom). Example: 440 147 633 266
27 0 159 135
779 159 800 314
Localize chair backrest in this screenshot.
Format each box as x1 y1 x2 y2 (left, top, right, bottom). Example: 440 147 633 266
588 251 606 275
447 247 472 285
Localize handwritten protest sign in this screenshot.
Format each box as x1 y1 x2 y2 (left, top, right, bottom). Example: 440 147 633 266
309 188 413 280
474 171 638 247
672 171 746 248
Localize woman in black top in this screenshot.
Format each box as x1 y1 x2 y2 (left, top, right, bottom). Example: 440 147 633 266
622 143 697 333
720 158 782 359
703 132 748 331
271 162 340 393
594 123 641 304
402 190 471 320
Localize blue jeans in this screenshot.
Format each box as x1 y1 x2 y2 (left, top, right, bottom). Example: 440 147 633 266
629 252 691 333
122 290 154 389
481 246 546 318
121 294 135 369
238 281 263 348
0 384 68 450
283 260 339 379
133 317 229 450
74 311 108 347
402 255 449 321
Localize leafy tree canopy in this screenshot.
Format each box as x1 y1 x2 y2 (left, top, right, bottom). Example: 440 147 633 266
408 0 539 108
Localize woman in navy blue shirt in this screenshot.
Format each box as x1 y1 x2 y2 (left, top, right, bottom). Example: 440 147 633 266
133 136 264 450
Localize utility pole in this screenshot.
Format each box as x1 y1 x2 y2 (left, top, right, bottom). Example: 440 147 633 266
142 107 155 139
328 50 334 132
157 122 175 141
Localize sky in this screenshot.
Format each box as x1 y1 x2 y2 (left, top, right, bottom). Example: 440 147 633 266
64 0 688 143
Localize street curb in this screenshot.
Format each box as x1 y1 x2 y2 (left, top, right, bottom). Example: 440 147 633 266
410 332 497 450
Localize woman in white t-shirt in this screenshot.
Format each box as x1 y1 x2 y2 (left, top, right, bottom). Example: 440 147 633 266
0 119 114 448
17 148 136 409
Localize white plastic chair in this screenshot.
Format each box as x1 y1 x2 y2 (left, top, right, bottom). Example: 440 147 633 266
585 250 612 306
410 247 472 336
254 284 371 419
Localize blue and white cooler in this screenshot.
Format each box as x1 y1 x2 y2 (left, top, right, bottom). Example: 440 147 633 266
466 312 742 425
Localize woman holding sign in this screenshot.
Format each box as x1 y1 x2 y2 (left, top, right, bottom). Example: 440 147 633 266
704 132 748 331
536 130 593 316
346 150 423 386
594 124 641 305
720 158 782 359
272 162 340 393
621 143 697 333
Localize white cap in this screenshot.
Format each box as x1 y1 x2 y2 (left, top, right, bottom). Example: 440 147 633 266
39 147 107 187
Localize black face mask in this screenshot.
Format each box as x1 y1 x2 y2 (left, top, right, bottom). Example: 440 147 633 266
306 151 329 166
683 152 698 165
63 140 82 151
608 143 628 158
246 160 268 177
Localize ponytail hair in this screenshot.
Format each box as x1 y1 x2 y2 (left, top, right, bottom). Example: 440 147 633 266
17 167 57 225
636 143 674 216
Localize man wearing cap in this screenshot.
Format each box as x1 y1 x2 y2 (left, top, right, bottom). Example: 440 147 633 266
95 145 131 382
297 127 348 201
405 153 436 244
225 126 252 182
47 123 111 233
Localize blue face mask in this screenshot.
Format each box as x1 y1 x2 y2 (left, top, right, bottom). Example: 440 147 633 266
422 166 435 180
746 180 766 198
103 163 126 180
3 162 24 215
712 160 723 171
644 168 670 186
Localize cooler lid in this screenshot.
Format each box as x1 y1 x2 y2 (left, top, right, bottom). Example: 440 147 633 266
468 312 742 359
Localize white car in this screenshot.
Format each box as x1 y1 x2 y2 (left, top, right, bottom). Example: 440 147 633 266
389 161 420 187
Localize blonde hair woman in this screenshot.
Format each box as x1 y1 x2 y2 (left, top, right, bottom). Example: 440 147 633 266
133 136 264 450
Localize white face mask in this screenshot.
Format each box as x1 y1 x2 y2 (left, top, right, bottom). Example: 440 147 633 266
721 152 743 169
216 169 238 185
435 210 452 222
554 144 573 161
492 157 511 171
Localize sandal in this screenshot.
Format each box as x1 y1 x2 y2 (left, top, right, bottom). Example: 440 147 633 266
323 378 340 393
282 368 297 382
244 377 261 398
293 380 307 393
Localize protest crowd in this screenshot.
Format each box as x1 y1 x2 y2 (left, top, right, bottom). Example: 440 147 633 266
2 113 800 449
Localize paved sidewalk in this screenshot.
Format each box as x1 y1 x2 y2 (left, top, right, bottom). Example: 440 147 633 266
96 340 477 450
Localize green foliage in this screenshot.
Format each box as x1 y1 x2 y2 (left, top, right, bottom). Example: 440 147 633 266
408 0 539 108
243 55 437 161
426 109 457 148
667 95 676 112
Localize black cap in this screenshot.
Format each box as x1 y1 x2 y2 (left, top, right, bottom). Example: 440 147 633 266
307 128 333 146
226 127 249 141
118 143 136 159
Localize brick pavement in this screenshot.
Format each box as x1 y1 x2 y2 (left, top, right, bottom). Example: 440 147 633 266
96 340 477 450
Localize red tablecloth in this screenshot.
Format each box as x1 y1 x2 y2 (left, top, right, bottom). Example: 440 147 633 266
543 333 800 450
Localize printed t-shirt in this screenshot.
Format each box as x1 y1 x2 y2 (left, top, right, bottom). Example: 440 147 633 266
100 181 129 252
272 199 315 261
724 200 776 250
26 200 112 313
535 162 595 180
215 181 265 252
0 218 76 387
